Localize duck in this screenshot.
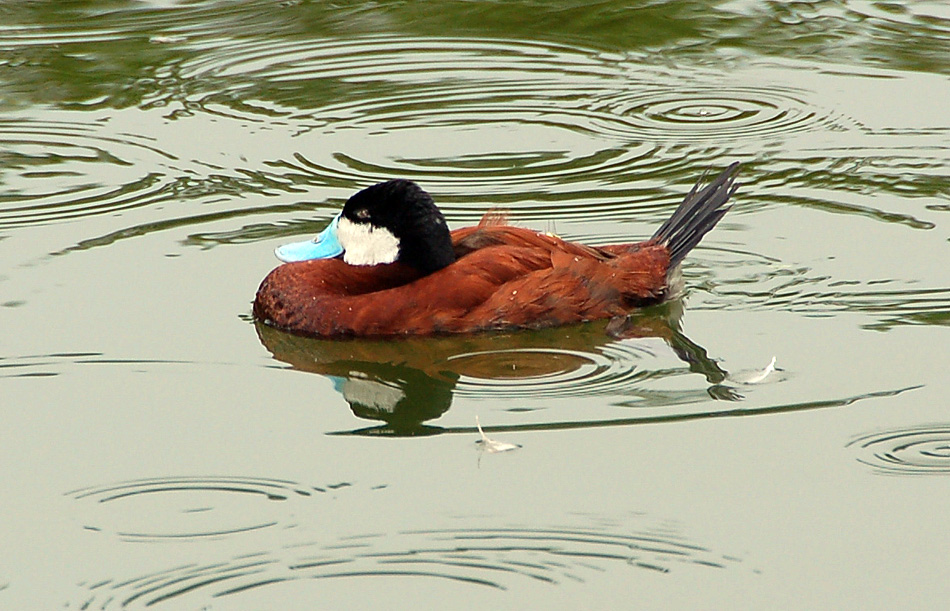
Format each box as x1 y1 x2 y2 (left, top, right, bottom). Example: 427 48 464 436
254 163 739 337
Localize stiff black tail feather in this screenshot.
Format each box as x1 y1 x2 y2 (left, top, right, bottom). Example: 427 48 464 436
652 162 740 268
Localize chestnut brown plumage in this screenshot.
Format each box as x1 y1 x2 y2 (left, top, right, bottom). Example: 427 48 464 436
254 163 739 337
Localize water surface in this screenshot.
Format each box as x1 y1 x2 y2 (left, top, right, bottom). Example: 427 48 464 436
2 1 950 608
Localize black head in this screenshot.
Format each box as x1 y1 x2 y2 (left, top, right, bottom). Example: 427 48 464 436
337 179 455 273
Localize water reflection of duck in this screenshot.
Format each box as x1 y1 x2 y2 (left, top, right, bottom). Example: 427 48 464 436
255 304 736 437
254 164 738 337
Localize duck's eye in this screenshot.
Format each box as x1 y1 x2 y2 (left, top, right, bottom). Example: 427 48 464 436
354 208 370 221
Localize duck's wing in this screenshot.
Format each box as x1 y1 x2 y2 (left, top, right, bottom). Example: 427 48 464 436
458 242 670 331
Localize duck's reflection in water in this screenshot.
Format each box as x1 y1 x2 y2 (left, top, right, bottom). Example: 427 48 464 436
256 302 743 437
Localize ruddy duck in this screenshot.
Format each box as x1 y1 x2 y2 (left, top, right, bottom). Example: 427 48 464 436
254 163 739 337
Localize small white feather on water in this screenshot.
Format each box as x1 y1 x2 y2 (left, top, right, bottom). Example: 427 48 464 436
730 356 778 385
475 416 521 453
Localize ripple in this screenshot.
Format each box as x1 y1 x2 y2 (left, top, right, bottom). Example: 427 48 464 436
72 514 741 607
0 118 178 229
703 258 950 330
1 31 862 240
164 37 846 220
0 352 218 379
448 343 662 400
67 476 352 541
258 310 766 426
849 425 950 475
596 86 831 141
180 36 842 141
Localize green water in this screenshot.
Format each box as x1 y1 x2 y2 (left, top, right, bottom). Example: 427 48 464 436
2 1 949 608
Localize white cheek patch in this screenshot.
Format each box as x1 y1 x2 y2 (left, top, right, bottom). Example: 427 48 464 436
336 216 400 266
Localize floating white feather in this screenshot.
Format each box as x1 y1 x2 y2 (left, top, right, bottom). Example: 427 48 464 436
730 356 778 385
475 416 521 453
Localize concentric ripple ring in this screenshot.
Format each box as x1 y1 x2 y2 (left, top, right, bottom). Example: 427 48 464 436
848 426 950 475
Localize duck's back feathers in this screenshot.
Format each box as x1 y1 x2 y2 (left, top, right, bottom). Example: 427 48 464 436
452 224 609 262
